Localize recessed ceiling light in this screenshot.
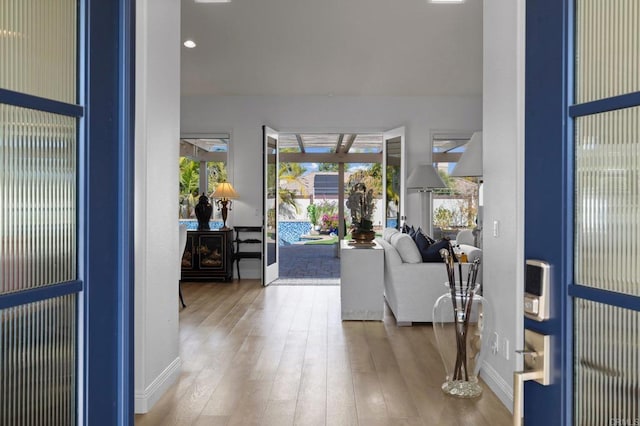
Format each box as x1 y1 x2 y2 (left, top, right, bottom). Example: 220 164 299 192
183 40 196 48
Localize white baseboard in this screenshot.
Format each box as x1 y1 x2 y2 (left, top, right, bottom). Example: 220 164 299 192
135 356 182 413
481 361 513 413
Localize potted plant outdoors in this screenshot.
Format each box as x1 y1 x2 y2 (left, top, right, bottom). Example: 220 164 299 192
346 182 376 243
307 203 320 233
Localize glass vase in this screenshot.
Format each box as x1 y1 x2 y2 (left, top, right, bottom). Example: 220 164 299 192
432 282 493 398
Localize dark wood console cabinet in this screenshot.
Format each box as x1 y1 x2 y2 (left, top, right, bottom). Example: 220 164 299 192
181 229 234 282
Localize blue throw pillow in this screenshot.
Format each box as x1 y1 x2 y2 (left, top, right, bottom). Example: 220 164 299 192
414 227 436 245
414 231 433 261
422 238 452 263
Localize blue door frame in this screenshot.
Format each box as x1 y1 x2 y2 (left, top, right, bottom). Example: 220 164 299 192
524 2 572 424
82 0 135 423
0 0 135 424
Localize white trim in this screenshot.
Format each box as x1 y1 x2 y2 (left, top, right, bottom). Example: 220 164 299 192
134 356 182 413
481 361 513 413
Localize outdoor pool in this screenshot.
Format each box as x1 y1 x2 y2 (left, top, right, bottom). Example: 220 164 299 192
178 220 312 246
278 221 312 245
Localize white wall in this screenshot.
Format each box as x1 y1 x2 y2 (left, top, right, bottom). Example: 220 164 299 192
480 0 525 410
181 95 482 277
134 0 182 413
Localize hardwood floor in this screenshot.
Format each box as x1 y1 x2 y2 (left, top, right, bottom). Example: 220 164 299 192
135 280 512 426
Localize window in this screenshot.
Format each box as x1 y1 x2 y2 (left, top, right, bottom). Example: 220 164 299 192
179 135 229 221
431 133 480 238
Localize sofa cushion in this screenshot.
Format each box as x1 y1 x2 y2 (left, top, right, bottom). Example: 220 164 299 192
422 238 451 262
456 229 475 246
390 232 422 264
383 227 399 242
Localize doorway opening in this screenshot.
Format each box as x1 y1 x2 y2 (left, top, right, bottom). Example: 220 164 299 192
272 132 387 284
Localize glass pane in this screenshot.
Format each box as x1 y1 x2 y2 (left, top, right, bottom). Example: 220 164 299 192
177 157 227 226
574 299 639 424
266 136 277 266
575 0 640 103
574 107 640 297
0 0 77 103
1 294 77 425
1 105 77 294
385 137 401 229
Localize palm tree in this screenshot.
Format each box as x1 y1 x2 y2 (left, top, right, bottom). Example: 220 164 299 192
277 155 307 218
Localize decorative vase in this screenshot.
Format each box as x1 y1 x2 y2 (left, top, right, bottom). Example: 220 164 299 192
351 229 375 243
432 282 493 398
194 193 212 230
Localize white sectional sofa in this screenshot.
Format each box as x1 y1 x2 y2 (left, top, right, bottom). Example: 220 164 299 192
376 228 482 325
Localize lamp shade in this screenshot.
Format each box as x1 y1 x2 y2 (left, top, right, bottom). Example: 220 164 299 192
451 131 482 177
212 182 239 200
406 164 446 191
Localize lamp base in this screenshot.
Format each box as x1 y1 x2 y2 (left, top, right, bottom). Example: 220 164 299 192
218 199 231 231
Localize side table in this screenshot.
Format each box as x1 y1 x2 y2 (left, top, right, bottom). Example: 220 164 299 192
340 240 384 320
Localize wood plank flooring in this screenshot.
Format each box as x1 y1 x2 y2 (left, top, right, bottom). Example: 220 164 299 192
135 281 512 426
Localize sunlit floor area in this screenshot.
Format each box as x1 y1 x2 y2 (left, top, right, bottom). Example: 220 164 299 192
135 281 512 426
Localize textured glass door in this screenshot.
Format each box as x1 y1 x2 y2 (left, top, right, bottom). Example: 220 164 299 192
573 1 640 423
1 1 80 424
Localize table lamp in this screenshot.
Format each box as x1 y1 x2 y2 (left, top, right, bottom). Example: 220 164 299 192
212 182 239 230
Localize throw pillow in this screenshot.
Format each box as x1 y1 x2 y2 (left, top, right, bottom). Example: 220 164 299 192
390 232 422 264
422 238 452 263
414 231 433 262
401 223 411 234
412 227 436 245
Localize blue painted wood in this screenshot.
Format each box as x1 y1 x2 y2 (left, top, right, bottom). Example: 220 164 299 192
524 0 572 424
569 91 640 117
80 0 135 424
569 285 640 313
0 281 83 309
0 88 84 117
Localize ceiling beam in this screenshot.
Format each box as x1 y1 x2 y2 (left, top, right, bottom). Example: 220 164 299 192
180 142 227 162
342 134 357 153
295 134 306 153
280 152 382 164
334 134 344 153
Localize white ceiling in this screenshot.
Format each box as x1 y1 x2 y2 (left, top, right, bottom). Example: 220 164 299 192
181 0 483 97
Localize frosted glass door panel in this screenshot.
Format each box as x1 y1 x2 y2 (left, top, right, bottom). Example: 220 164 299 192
574 300 639 424
575 0 640 103
574 107 639 297
0 0 77 103
0 105 77 293
0 294 76 425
